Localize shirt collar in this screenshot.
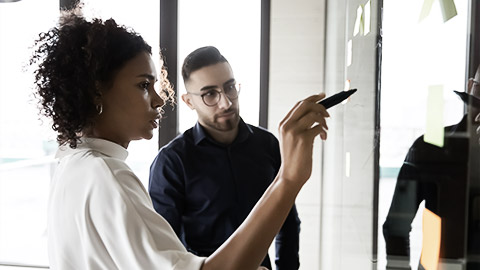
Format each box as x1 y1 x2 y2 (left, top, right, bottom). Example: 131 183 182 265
235 118 253 143
193 122 208 145
55 137 129 161
445 114 468 136
193 118 253 146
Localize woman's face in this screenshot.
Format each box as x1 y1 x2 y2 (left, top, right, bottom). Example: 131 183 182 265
92 51 164 148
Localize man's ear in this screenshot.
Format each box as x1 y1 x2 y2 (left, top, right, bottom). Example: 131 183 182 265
468 78 474 95
182 93 195 110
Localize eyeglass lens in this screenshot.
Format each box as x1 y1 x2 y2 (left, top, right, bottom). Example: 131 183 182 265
203 84 239 106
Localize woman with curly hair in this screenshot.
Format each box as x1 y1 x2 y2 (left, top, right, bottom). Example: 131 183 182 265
31 7 330 270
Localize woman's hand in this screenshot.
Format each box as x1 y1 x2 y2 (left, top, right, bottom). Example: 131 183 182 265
202 93 330 270
278 93 329 185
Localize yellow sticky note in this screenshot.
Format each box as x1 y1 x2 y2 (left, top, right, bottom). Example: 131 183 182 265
439 0 457 22
419 0 435 22
424 85 444 147
359 8 365 35
420 208 441 270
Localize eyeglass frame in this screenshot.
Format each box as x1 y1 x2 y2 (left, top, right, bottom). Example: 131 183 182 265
187 82 241 107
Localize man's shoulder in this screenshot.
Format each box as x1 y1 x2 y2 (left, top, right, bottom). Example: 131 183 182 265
245 125 279 148
159 128 196 154
246 124 277 140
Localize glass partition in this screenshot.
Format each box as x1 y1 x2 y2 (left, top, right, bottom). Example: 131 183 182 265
322 0 479 269
379 1 470 269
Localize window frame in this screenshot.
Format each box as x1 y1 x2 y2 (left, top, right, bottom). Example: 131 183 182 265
158 0 271 148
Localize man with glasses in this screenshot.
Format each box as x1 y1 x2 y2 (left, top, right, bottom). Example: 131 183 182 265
149 46 300 270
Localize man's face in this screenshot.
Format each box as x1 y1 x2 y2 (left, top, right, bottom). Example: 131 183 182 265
467 66 480 145
468 67 480 120
182 62 240 133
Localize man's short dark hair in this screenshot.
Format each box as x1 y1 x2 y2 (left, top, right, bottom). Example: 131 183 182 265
181 46 228 83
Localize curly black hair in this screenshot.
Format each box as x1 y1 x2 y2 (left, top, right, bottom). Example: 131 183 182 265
31 8 174 148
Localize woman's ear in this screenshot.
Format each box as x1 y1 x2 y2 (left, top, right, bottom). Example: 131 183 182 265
182 93 195 110
94 86 103 105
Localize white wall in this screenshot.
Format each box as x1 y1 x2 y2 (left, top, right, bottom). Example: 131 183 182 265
268 0 326 269
269 1 380 269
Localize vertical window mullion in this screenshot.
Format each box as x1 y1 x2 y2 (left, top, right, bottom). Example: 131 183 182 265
259 0 270 129
159 0 179 149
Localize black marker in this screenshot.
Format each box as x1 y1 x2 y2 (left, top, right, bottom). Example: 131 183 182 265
453 90 480 108
318 89 357 109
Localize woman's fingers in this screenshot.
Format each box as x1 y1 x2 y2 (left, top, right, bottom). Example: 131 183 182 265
280 94 329 141
278 93 331 184
307 124 328 140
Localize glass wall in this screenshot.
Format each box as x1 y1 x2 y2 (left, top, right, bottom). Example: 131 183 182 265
379 0 469 269
322 0 478 269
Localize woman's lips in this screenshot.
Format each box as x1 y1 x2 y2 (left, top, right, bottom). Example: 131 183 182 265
150 119 158 129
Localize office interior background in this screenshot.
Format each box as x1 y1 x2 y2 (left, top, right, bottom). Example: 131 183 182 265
0 0 478 269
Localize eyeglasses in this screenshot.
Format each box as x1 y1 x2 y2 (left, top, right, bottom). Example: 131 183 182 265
188 83 241 107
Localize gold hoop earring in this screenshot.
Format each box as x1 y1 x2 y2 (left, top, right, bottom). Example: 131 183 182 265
96 104 103 115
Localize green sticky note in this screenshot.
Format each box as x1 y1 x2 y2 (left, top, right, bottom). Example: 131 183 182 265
424 85 444 147
353 5 363 36
439 0 457 22
359 7 365 35
419 0 435 22
364 0 371 35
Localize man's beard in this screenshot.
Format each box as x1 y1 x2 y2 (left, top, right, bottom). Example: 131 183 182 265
207 110 239 131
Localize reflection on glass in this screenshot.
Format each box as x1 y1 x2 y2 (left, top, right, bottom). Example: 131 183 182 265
383 66 480 269
383 91 471 268
379 0 470 269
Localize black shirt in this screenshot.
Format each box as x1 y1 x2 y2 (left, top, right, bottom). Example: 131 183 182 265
149 119 300 269
383 115 474 268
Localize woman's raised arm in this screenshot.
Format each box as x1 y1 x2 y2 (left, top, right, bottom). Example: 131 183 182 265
202 93 330 270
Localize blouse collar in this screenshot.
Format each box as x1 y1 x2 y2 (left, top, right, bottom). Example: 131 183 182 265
55 137 129 161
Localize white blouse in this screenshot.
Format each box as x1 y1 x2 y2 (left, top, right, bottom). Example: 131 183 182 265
48 138 205 269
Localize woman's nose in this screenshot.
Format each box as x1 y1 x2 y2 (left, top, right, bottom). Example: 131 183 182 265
153 89 165 109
